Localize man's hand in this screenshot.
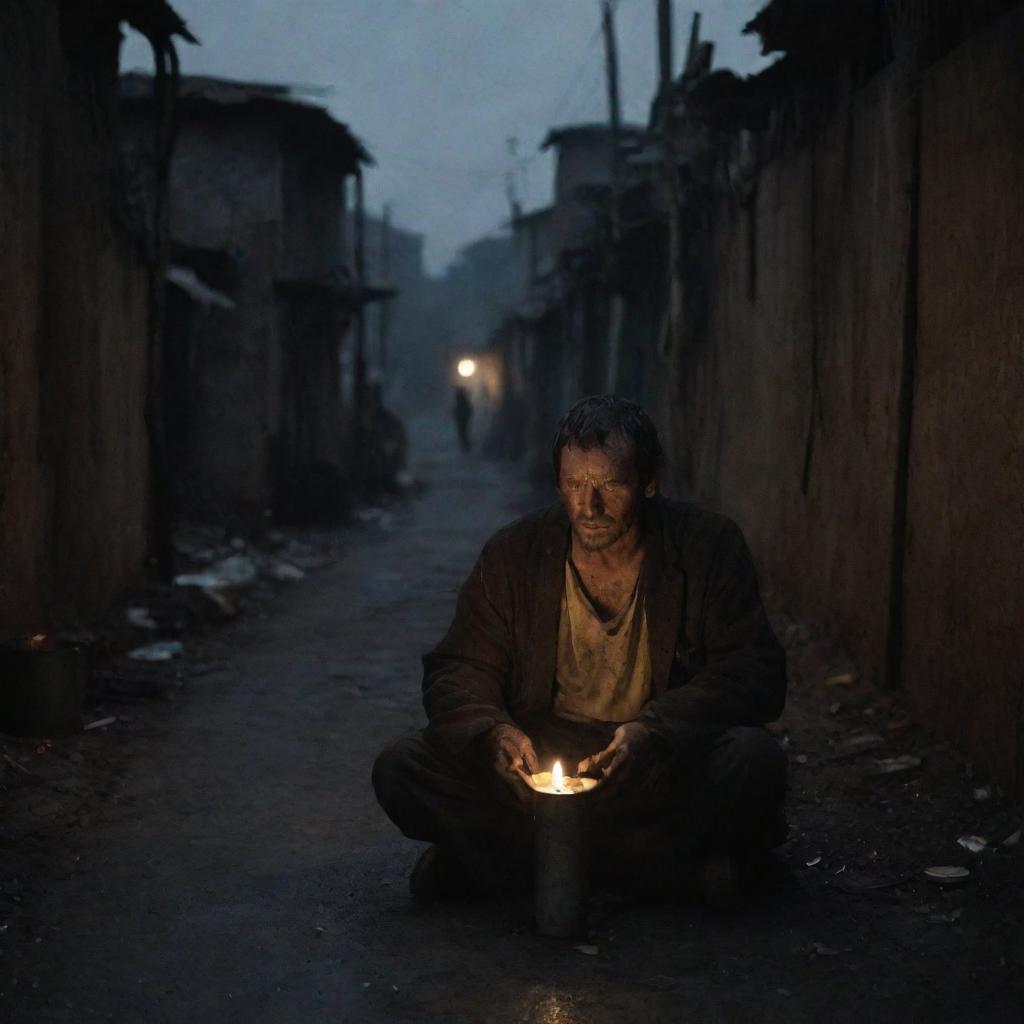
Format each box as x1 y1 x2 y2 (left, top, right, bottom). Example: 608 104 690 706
577 721 656 782
483 723 540 790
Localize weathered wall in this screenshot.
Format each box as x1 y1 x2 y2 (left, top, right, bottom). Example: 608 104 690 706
681 66 912 690
903 8 1024 791
662 7 1024 791
167 113 283 521
0 0 150 638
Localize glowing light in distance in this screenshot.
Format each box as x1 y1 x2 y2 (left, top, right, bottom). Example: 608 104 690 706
457 358 477 378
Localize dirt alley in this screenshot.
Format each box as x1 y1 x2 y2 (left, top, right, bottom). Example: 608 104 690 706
1 417 1023 1023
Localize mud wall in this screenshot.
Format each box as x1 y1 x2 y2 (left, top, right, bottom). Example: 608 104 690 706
663 8 1024 791
0 1 150 637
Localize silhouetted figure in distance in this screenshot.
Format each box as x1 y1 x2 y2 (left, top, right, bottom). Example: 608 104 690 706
453 386 473 453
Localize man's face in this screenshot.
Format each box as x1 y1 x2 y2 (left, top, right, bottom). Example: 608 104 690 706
557 441 647 552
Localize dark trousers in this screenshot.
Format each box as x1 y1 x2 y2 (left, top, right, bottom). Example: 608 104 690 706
372 718 787 892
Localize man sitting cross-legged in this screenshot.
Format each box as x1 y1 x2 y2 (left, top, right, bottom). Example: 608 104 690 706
373 395 787 908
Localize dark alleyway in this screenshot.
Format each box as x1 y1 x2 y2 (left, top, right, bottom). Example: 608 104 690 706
1 419 1022 1023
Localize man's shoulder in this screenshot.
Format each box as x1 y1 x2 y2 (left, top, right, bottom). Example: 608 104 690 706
653 496 745 558
481 502 565 560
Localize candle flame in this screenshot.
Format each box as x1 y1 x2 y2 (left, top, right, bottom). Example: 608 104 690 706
552 760 564 792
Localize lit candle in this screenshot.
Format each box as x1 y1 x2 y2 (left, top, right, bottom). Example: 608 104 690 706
527 757 599 938
526 760 599 796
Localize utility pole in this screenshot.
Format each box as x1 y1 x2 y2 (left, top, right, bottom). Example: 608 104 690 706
601 0 622 191
378 203 391 371
505 135 522 223
602 0 624 393
657 0 673 101
353 169 367 450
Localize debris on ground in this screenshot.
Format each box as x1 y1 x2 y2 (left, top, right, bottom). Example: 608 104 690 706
82 717 117 732
127 641 184 662
835 732 884 757
824 669 859 687
923 866 971 885
956 835 987 853
125 607 158 630
871 754 922 776
266 562 305 582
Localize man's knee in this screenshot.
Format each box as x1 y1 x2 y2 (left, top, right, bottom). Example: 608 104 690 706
371 735 422 815
708 726 787 800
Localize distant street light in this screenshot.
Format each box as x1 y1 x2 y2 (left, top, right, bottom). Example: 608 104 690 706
457 358 477 379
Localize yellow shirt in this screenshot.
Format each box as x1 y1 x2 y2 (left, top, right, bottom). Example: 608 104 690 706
553 559 651 724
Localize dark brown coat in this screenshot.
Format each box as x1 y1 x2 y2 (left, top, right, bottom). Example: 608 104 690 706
422 496 786 760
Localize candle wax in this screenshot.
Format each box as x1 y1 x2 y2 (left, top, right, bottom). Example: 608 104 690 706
527 770 599 795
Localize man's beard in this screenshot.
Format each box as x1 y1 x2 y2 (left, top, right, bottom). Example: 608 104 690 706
573 518 628 551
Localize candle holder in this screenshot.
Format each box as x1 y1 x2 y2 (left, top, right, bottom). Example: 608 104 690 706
526 764 599 938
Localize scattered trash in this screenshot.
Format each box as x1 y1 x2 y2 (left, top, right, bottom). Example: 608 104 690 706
805 856 822 867
197 587 239 622
776 988 791 998
811 942 847 957
795 754 808 765
267 562 305 582
174 571 223 589
836 732 884 757
829 702 841 715
956 835 987 854
923 865 971 885
355 507 395 532
886 714 913 736
574 944 599 956
211 555 257 587
125 607 158 630
778 735 791 751
229 537 247 552
174 555 257 591
928 908 963 925
824 669 859 687
362 982 372 990
1001 829 1020 848
972 786 991 803
3 754 33 776
83 717 116 732
127 640 183 662
871 754 922 776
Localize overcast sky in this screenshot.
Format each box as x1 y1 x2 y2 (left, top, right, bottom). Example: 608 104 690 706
123 0 769 274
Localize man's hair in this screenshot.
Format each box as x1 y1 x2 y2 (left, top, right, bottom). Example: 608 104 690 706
552 394 664 485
